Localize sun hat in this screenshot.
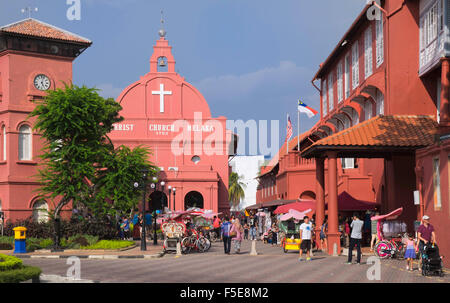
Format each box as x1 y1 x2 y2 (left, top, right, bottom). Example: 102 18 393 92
422 215 430 220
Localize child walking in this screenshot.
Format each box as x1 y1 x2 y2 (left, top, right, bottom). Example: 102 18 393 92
404 234 417 271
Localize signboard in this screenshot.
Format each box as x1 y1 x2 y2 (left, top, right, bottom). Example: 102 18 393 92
413 190 420 206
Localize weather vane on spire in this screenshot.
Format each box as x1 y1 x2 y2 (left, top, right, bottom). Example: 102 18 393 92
21 6 39 19
159 9 166 38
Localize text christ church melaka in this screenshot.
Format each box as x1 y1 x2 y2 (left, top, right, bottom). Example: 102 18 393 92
0 17 235 222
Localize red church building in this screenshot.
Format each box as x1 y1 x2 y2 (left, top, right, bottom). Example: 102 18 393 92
109 29 232 214
0 18 233 222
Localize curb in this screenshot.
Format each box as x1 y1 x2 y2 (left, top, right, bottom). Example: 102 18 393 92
15 251 165 260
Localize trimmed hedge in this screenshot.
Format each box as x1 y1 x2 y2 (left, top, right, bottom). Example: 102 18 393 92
81 240 134 250
0 265 42 283
0 254 23 271
3 218 118 240
0 254 41 283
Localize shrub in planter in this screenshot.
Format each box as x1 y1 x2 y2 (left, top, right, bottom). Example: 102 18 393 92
4 218 119 240
81 240 134 250
0 265 42 283
0 254 23 271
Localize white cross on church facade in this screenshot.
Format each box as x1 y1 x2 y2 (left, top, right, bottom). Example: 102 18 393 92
152 83 172 113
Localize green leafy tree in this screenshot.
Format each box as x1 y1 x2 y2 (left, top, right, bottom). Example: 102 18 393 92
228 172 246 208
30 84 156 248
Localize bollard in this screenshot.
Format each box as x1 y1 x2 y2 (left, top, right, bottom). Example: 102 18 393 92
333 243 338 256
176 240 182 256
250 240 258 256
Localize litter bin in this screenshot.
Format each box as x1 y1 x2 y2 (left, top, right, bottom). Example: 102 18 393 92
13 226 27 254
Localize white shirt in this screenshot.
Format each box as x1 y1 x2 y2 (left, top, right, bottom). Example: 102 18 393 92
299 222 313 240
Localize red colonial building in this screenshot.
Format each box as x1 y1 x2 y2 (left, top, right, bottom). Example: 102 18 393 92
0 18 235 223
0 18 91 222
256 0 450 266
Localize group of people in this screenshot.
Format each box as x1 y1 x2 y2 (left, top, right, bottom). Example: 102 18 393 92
118 211 153 241
219 216 244 254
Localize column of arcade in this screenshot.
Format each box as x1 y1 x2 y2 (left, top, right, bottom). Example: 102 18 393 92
314 152 340 256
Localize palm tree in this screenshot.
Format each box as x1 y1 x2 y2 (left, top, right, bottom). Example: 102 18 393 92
228 172 246 209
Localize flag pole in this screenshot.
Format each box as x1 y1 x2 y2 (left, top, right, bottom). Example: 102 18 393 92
286 113 289 154
297 104 300 152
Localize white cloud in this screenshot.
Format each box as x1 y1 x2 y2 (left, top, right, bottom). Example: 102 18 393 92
194 61 319 116
95 83 123 99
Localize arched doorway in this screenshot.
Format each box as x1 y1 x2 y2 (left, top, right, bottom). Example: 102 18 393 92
32 200 49 223
149 191 168 212
184 191 204 210
300 191 316 201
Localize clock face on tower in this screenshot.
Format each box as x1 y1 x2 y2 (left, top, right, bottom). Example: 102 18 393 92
34 74 51 91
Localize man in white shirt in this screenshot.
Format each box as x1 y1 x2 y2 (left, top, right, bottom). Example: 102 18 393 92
298 216 313 262
346 214 364 265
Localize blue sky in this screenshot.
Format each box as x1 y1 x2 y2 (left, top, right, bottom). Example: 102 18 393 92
0 0 367 156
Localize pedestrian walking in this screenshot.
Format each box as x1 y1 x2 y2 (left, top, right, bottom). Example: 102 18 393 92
121 216 130 240
221 216 232 255
417 215 436 268
404 233 417 271
243 223 249 240
298 216 313 262
213 216 221 239
230 219 243 254
320 217 328 252
271 223 278 246
346 214 364 265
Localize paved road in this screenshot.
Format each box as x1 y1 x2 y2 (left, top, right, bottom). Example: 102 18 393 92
22 240 449 283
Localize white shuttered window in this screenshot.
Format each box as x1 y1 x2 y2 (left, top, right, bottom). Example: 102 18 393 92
352 43 359 89
364 27 373 79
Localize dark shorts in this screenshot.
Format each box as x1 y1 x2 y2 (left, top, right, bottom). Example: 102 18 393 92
301 239 311 251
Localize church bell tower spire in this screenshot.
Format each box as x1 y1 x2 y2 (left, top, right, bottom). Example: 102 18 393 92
150 10 176 73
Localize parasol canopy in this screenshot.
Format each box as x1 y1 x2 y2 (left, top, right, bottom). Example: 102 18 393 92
371 207 403 221
274 200 316 215
280 209 312 221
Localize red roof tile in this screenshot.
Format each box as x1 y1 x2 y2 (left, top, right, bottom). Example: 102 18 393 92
0 18 91 44
304 115 437 152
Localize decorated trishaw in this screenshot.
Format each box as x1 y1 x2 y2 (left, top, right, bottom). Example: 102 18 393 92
279 209 312 253
160 208 221 254
371 207 408 259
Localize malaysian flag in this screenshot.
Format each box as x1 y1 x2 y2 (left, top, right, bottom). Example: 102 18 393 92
285 114 293 142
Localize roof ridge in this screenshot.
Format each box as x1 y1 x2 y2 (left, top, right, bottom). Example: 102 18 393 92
1 18 91 44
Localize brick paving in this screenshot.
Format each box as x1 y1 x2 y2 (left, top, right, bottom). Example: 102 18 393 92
20 240 449 283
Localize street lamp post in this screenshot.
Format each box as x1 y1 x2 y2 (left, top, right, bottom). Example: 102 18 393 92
172 188 176 211
139 169 149 251
168 186 172 211
160 181 166 210
151 177 158 245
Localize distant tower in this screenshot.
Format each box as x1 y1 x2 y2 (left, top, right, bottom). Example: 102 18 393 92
0 18 91 222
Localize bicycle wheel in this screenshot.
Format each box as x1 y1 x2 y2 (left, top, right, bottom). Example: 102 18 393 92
197 237 211 253
181 237 192 254
210 232 217 243
375 241 392 259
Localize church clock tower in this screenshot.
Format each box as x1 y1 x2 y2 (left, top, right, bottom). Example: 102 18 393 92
0 18 91 222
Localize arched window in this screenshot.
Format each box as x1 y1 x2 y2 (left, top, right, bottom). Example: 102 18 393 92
2 125 5 161
364 100 373 121
32 200 48 223
18 125 32 161
375 90 384 116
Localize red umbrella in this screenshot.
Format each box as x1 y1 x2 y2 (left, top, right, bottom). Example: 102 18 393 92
274 200 316 215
